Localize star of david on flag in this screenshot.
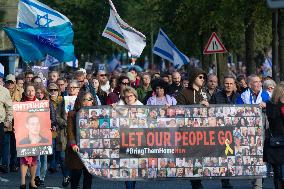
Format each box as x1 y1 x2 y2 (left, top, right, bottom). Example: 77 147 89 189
17 0 71 28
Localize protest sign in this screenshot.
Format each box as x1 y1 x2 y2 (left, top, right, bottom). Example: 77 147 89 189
13 100 52 157
64 96 77 115
32 66 49 86
76 105 266 180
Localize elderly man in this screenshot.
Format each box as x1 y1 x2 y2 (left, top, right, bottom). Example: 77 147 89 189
237 74 269 189
206 74 220 101
0 78 13 173
97 70 110 93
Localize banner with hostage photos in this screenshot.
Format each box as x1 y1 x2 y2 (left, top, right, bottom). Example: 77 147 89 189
76 105 266 180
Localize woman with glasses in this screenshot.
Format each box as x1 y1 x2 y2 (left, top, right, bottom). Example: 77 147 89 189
66 92 97 189
146 79 177 106
107 75 130 105
112 86 142 189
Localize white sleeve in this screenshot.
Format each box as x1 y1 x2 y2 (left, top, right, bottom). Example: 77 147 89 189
96 95 101 105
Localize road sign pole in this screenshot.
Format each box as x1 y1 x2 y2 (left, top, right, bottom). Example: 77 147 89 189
214 53 217 75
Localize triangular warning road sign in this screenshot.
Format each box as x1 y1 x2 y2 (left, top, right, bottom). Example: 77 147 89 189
203 32 227 54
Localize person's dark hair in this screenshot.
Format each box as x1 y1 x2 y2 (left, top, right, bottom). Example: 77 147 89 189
236 74 246 83
118 75 130 85
31 76 42 83
223 74 236 82
57 77 67 83
25 71 34 77
74 92 97 111
128 67 137 73
151 79 169 94
16 76 24 82
35 84 49 100
24 83 36 92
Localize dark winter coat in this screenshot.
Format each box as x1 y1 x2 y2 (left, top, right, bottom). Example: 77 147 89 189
263 101 284 164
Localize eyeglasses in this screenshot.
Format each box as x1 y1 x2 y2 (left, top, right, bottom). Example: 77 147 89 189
99 74 107 77
121 82 130 86
69 87 79 90
49 89 58 92
125 94 135 98
198 75 204 80
83 98 93 102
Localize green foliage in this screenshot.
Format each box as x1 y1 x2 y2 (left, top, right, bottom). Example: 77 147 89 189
42 0 272 64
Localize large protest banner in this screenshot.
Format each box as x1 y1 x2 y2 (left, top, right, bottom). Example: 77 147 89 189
76 105 266 180
13 100 53 157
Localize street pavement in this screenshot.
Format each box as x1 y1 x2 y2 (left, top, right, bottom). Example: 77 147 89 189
0 171 275 189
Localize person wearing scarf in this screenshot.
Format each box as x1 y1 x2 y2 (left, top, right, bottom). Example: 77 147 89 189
20 83 38 189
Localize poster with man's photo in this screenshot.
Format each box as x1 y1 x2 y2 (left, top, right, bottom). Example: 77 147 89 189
77 105 266 180
32 66 49 86
13 100 53 157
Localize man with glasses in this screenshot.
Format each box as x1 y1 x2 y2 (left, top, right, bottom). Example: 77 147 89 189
106 75 130 105
57 78 68 96
176 67 208 189
97 70 110 93
1 74 23 173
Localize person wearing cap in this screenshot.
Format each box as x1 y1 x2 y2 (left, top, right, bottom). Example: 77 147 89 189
0 74 23 173
5 74 24 102
0 78 13 174
47 83 61 172
176 67 208 189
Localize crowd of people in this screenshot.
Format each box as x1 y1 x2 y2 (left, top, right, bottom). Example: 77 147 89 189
0 64 283 189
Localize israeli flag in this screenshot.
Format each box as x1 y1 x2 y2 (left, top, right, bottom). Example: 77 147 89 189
66 59 78 68
153 29 189 69
17 0 71 28
0 63 4 78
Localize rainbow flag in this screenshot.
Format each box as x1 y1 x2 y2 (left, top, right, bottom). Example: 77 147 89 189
102 0 146 58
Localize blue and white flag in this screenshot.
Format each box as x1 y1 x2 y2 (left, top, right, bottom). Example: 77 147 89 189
0 63 4 78
44 54 60 67
153 29 189 69
66 58 78 68
17 0 71 28
102 0 146 58
4 23 75 62
108 56 120 72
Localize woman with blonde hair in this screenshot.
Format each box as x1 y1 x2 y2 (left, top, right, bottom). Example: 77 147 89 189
264 82 284 189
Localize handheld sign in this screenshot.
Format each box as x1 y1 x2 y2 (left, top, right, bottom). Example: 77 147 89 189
203 32 227 54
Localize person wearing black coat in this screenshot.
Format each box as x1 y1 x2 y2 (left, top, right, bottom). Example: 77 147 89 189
210 75 238 189
264 83 284 189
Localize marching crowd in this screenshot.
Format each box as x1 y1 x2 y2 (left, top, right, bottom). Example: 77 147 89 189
0 65 283 189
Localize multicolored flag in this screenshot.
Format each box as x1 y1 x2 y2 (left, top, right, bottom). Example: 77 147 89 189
102 0 146 58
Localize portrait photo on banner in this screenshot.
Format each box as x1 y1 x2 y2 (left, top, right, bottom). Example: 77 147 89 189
13 100 52 157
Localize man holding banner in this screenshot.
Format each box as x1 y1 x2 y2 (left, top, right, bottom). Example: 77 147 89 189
210 74 240 188
176 67 208 189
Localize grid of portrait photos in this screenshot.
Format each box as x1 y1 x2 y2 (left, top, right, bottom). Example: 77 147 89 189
77 105 267 180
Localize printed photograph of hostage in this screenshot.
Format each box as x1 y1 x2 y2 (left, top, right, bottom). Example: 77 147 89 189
19 114 50 145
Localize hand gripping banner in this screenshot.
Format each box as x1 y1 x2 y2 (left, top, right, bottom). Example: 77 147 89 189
76 105 266 180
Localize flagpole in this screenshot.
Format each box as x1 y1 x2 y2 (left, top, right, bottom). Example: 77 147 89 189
151 24 154 69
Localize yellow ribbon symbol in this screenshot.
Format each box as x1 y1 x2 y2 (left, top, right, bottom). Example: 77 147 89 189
225 139 233 156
